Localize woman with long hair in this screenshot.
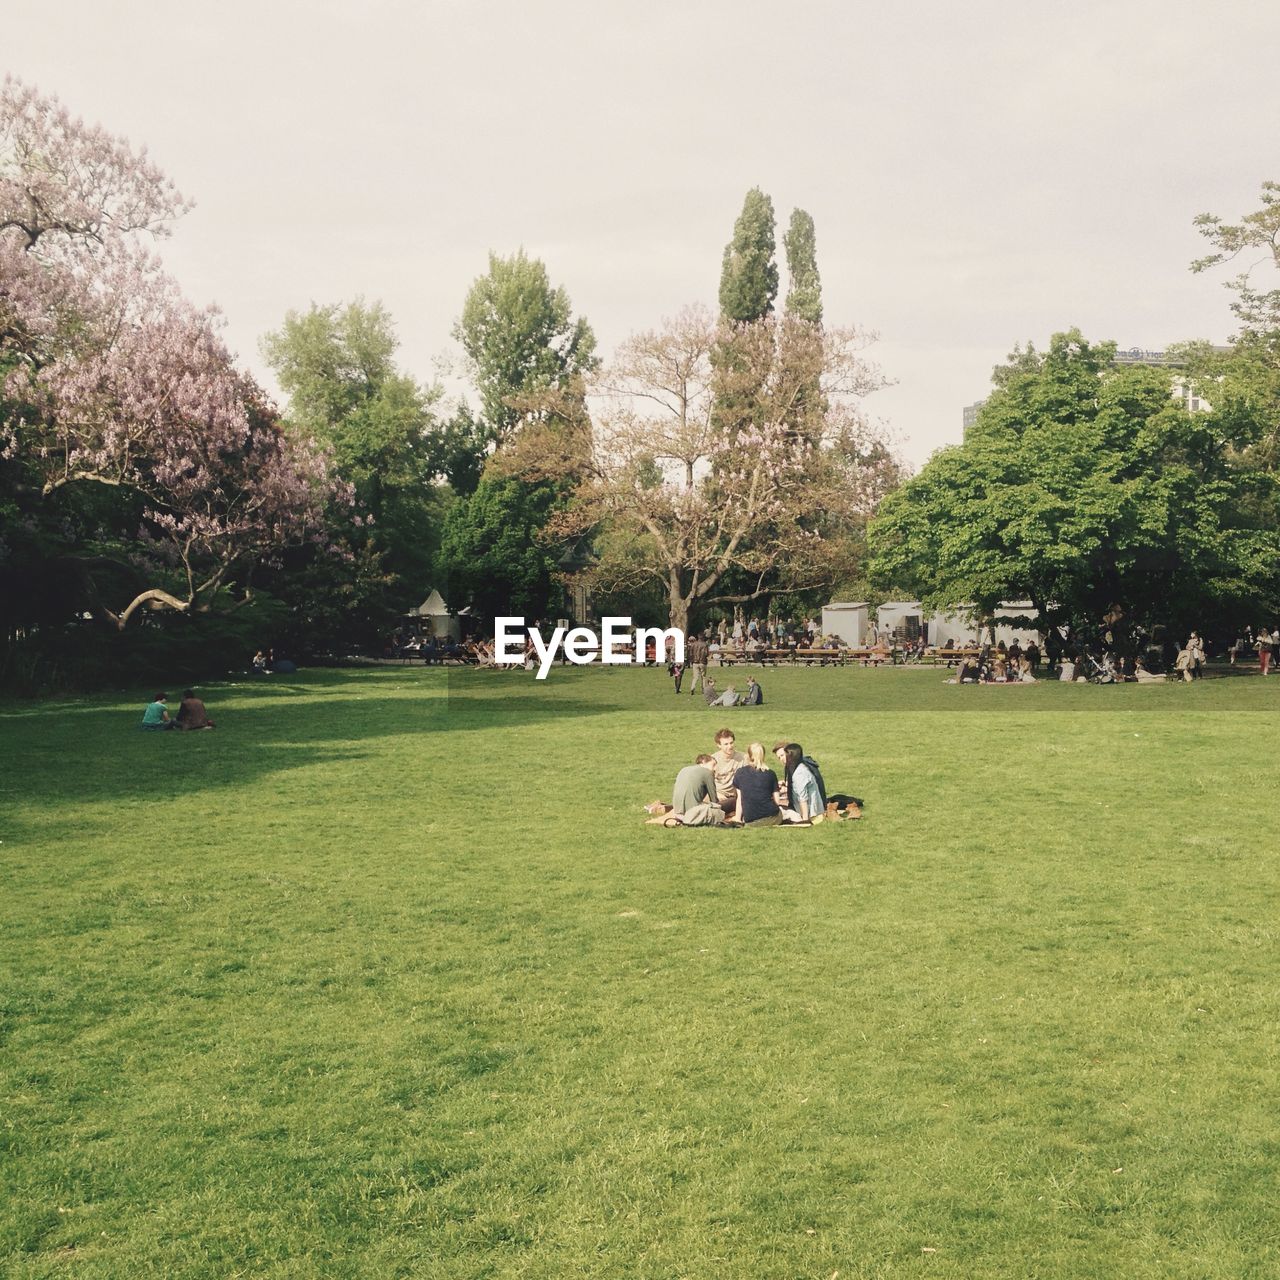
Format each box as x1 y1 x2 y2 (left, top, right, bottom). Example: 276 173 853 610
782 743 824 822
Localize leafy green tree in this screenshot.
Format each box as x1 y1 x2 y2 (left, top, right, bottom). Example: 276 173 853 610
783 208 822 326
719 188 778 324
444 254 596 620
425 403 487 496
435 472 563 619
869 330 1280 639
454 250 597 444
261 300 444 611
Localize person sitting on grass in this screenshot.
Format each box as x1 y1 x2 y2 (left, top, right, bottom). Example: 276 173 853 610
726 742 785 827
771 740 863 820
710 728 745 814
175 688 216 731
141 692 175 731
780 743 824 822
645 754 724 827
740 675 763 706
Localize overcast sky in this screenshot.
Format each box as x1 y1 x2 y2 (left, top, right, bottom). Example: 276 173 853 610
8 1 1277 464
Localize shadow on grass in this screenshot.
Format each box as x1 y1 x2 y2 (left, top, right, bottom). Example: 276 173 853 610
0 676 624 842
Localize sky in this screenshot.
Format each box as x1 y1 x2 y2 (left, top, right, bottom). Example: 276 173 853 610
7 0 1278 465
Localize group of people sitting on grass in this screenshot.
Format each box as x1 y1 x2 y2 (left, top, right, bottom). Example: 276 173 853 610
677 671 764 707
645 727 861 828
140 690 216 731
252 649 296 674
948 639 1041 684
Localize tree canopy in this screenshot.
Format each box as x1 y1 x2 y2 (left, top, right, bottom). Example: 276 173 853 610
719 188 778 325
783 208 822 326
453 250 597 444
1 77 334 634
869 330 1280 639
563 306 893 633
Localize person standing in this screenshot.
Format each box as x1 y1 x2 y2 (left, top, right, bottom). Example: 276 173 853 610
1259 627 1275 676
687 633 710 695
1186 632 1206 679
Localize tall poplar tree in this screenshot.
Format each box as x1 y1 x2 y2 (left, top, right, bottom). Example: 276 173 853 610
783 208 823 326
718 188 778 324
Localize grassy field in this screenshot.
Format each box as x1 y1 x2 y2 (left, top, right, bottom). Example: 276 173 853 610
2 664 1279 1278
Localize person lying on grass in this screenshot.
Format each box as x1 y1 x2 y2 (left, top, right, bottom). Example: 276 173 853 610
702 675 741 707
644 754 724 826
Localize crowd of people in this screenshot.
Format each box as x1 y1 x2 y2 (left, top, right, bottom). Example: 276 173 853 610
644 727 863 828
385 631 487 664
938 624 1280 685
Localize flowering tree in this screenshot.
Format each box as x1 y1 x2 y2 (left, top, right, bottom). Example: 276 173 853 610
1 77 335 628
562 305 897 633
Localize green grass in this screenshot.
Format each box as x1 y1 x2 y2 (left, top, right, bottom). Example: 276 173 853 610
2 665 1279 1278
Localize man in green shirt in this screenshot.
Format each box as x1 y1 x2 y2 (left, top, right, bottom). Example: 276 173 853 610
141 693 174 731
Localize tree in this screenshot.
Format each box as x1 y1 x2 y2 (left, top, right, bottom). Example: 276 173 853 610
562 306 892 633
719 188 778 324
1184 182 1280 473
783 208 822 326
426 402 487 495
436 471 563 619
868 330 1280 639
1192 180 1280 331
261 299 447 606
453 250 597 443
443 253 597 619
2 80 334 629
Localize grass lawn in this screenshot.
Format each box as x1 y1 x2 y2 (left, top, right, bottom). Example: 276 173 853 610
2 664 1279 1278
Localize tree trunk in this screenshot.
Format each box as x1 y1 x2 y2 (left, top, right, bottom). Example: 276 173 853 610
667 573 690 634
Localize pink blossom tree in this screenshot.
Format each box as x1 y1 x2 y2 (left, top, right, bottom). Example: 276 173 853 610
1 77 336 628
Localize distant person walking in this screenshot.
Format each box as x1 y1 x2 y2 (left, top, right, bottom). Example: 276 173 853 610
687 633 710 695
1259 627 1275 676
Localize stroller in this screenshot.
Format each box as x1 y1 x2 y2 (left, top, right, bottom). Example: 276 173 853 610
1081 651 1117 684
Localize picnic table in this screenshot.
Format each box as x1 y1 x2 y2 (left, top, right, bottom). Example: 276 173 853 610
393 642 477 665
925 647 981 667
715 646 882 667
